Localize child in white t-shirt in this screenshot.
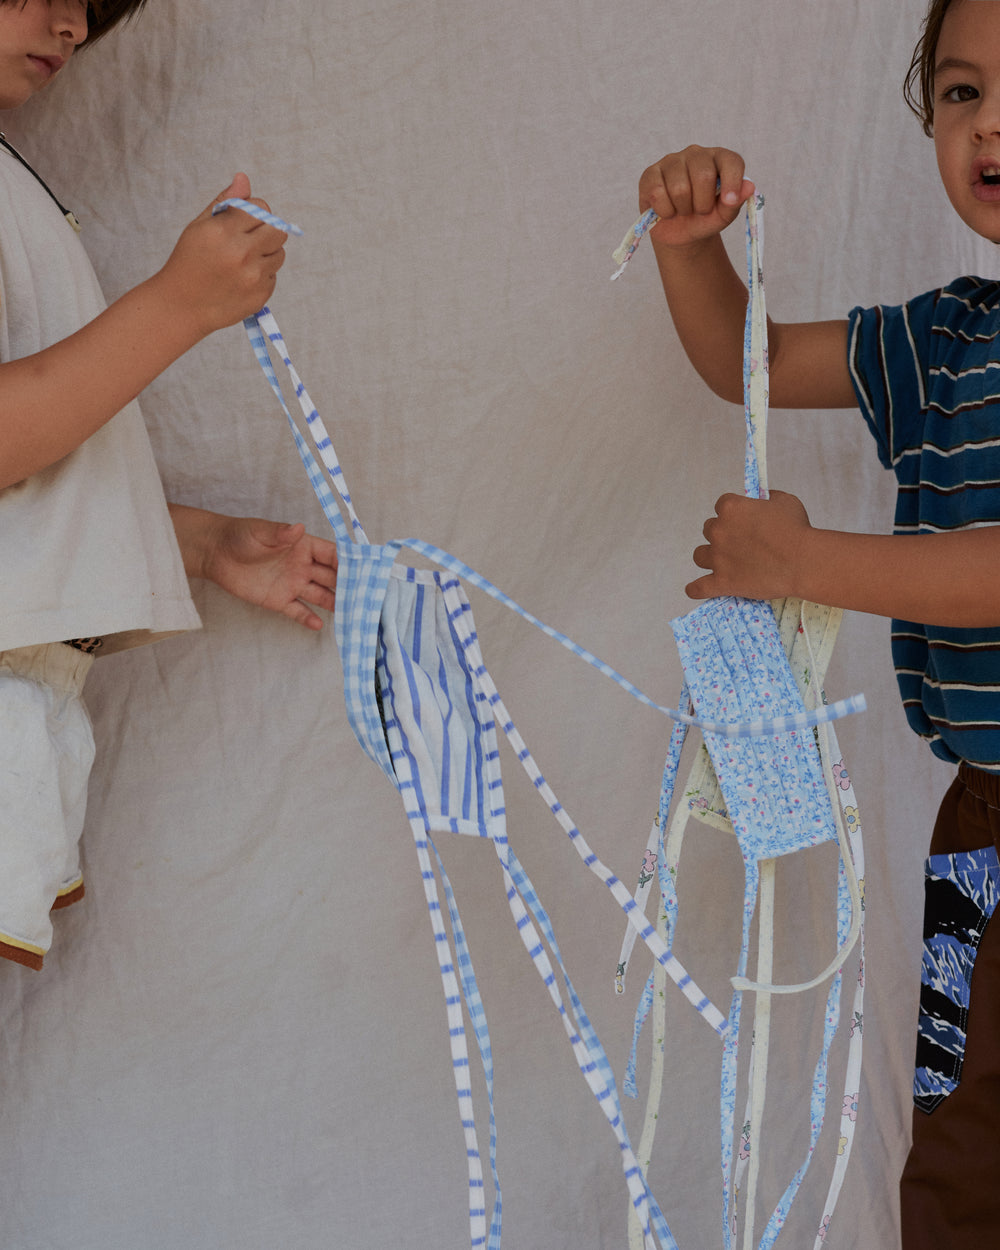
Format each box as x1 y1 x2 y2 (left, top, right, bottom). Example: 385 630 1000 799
0 0 338 968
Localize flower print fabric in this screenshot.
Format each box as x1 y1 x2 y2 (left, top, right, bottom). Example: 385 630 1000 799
670 596 838 863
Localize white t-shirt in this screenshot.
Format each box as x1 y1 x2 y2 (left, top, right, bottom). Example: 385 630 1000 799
0 145 201 654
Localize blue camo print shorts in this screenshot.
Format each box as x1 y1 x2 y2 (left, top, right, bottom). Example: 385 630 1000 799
914 847 1000 1113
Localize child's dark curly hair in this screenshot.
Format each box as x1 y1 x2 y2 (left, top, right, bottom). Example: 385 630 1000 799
904 0 954 137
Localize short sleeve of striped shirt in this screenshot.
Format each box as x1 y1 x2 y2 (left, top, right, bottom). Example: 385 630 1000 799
845 276 1000 771
847 286 943 472
848 276 1000 530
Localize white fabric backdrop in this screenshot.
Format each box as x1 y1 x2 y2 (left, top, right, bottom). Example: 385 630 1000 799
2 0 990 1246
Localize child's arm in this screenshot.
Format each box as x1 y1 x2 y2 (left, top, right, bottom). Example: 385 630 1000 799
648 148 1000 629
0 173 285 491
168 504 337 632
688 490 1000 629
642 147 856 409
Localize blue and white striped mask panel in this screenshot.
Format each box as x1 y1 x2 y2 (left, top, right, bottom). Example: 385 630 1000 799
379 568 505 839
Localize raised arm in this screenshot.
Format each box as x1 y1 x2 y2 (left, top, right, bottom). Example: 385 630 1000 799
641 147 856 410
0 173 287 491
646 149 1000 628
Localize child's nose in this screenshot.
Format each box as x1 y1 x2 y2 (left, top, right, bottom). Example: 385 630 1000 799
51 1 88 46
973 93 1000 140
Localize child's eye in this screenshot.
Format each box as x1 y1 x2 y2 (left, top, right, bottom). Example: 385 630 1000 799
941 83 979 104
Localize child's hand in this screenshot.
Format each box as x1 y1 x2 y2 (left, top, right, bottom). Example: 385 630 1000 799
639 146 755 249
156 173 288 336
206 517 338 630
685 490 811 602
170 505 337 630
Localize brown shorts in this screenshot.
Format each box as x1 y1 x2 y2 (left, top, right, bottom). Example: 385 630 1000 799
900 763 1000 1249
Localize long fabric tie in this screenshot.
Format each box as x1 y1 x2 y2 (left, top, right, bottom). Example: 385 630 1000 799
216 194 866 1250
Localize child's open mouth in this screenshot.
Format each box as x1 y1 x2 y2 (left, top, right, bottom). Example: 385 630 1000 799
973 162 1000 201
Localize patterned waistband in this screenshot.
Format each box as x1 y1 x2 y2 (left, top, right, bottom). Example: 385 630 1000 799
63 637 103 655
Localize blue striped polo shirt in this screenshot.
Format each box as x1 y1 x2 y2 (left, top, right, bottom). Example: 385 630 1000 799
849 277 1000 771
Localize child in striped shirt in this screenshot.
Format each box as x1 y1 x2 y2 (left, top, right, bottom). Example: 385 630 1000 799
635 1 1000 1246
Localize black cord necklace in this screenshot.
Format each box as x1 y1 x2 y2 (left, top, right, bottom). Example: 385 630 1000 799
0 132 81 232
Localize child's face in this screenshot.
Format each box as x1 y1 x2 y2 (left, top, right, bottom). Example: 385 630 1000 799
933 0 1000 243
0 0 88 111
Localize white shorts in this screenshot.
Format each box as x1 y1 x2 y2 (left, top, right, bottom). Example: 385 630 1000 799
0 642 95 969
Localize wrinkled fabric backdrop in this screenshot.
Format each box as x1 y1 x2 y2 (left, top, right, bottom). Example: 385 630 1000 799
0 1 982 1246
